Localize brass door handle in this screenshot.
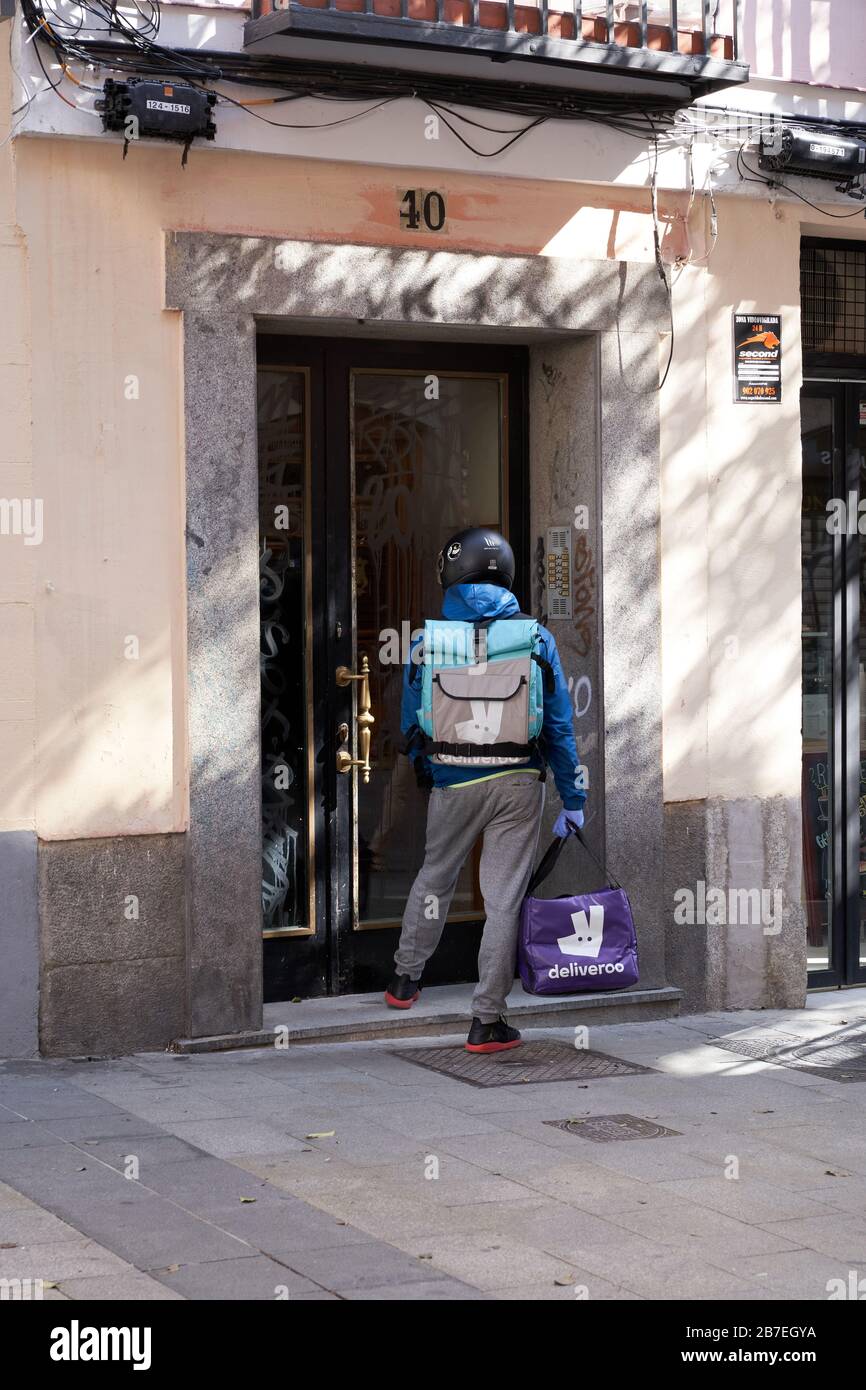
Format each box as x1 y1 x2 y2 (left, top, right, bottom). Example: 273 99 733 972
335 654 375 783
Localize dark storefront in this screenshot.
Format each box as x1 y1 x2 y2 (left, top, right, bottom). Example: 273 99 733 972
801 237 866 986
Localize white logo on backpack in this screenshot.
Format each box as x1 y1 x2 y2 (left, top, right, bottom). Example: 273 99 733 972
557 904 604 960
454 700 504 744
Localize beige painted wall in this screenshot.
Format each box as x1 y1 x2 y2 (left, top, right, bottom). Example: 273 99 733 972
0 55 35 836
660 195 806 805
0 122 848 839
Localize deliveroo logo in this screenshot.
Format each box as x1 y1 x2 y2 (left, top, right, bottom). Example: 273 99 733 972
455 701 504 744
557 905 604 960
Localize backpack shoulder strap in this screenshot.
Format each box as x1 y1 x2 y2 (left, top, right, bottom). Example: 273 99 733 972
522 622 555 695
473 614 554 693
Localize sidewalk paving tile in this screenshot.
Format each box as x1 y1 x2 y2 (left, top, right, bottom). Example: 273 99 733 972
604 1199 807 1255
495 1274 641 1300
281 1241 456 1292
0 1090 127 1121
163 1119 309 1157
342 1279 487 1300
151 1254 328 1300
0 1121 66 1152
0 1145 156 1206
0 1239 131 1282
135 1157 290 1210
41 1194 252 1270
400 1231 596 1291
32 1114 167 1143
0 1207 88 1246
796 1177 866 1213
653 1175 839 1223
346 1101 503 1141
756 1214 866 1263
576 1247 770 1301
189 1197 375 1251
715 1247 862 1298
58 1274 185 1300
92 1091 251 1124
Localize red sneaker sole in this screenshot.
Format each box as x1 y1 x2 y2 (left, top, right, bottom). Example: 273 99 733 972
465 1038 522 1053
384 991 419 1009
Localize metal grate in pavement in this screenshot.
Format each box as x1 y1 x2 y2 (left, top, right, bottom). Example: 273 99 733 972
711 1019 866 1083
543 1114 681 1143
392 1039 653 1088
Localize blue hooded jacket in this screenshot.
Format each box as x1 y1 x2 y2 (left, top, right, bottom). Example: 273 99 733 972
401 582 585 810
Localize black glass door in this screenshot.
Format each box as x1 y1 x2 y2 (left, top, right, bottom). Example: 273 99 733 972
257 336 529 1001
801 382 866 986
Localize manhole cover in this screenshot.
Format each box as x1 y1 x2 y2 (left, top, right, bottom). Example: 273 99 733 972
544 1114 681 1143
712 1020 866 1082
392 1040 652 1088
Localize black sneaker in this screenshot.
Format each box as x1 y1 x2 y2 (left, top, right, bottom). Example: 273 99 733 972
466 1016 522 1053
384 974 421 1010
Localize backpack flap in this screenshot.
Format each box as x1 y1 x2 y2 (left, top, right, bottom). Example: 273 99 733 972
430 656 532 766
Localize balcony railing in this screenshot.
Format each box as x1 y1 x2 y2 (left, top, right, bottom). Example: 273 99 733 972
249 0 740 61
245 0 746 96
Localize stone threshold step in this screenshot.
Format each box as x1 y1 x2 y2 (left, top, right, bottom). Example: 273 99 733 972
170 983 682 1054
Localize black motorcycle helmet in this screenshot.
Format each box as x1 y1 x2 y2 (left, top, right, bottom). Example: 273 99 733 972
436 526 515 591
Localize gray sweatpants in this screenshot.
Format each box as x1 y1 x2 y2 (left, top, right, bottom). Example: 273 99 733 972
394 772 545 1022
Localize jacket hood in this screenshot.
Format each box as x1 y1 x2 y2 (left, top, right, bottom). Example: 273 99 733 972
441 583 520 621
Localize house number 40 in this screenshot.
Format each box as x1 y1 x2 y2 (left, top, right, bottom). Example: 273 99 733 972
399 189 447 232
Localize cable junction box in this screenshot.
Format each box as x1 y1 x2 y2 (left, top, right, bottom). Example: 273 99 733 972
97 79 217 160
759 126 866 187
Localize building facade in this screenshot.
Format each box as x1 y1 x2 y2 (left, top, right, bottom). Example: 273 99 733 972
0 0 864 1057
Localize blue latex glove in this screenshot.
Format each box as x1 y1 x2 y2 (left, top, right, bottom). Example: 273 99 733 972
553 808 584 838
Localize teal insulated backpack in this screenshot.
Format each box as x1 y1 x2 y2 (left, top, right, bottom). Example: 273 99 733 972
417 616 547 767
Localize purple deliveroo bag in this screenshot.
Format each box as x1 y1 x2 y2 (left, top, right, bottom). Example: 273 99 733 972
518 827 639 995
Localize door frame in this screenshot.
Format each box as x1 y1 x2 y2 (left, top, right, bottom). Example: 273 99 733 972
258 334 530 999
168 230 673 1042
802 379 866 988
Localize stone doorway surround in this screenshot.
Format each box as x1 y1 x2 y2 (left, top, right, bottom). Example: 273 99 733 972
160 232 670 1049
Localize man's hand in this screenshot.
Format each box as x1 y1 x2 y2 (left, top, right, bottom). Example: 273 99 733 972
553 808 585 838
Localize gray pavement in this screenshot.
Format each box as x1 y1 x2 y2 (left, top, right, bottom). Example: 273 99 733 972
1 990 866 1300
